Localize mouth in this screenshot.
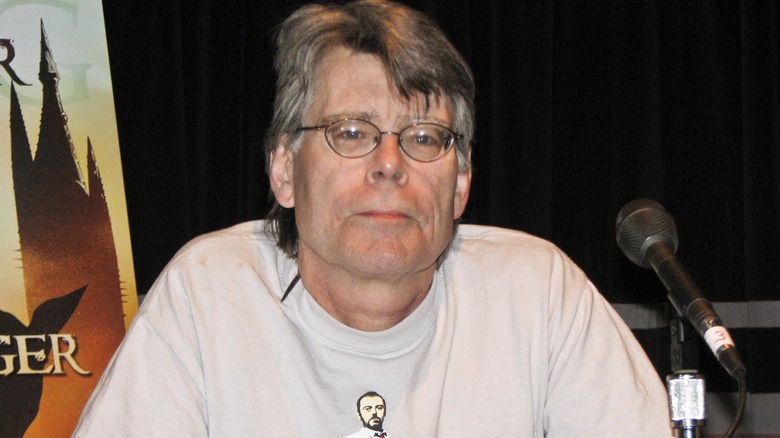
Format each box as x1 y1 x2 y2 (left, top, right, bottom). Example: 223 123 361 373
357 210 411 220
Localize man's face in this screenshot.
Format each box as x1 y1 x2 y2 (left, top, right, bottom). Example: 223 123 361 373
271 47 471 281
358 395 386 431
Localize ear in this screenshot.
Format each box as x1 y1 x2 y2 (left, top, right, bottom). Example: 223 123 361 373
452 169 471 220
269 136 295 208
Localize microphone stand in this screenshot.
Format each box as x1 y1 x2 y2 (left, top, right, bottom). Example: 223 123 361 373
615 199 746 436
670 314 700 373
668 313 706 438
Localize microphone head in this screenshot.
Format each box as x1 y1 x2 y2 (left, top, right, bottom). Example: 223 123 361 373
615 199 679 268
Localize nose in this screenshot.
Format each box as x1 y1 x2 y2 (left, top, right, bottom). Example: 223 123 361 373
367 132 408 185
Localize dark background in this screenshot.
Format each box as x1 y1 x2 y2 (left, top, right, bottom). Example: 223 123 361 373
101 1 778 434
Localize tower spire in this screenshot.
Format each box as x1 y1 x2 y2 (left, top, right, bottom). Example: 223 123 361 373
39 19 59 84
10 84 33 172
34 20 85 190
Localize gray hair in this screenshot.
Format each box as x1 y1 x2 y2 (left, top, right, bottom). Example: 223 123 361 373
264 0 475 257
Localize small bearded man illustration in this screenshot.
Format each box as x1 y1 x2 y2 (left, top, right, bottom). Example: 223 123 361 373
344 392 388 438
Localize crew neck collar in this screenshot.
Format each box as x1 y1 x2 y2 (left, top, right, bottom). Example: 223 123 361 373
278 257 442 357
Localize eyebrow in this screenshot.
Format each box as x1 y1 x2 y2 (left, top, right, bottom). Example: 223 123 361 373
319 111 451 128
319 111 375 124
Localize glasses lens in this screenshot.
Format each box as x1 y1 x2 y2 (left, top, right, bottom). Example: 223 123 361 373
400 124 453 161
325 119 379 157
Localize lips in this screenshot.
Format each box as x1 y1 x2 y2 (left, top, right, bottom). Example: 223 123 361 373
357 210 411 220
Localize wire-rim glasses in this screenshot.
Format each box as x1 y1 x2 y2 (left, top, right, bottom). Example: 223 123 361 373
296 118 462 162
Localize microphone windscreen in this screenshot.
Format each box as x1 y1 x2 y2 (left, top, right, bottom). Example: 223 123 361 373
616 199 679 268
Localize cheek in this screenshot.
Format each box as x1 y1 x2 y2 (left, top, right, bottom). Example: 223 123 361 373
293 155 349 216
291 154 323 222
428 170 460 216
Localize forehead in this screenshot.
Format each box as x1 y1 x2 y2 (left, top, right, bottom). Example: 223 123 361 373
359 396 384 408
306 47 451 125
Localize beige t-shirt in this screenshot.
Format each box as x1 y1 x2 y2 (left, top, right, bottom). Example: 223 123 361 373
74 221 671 437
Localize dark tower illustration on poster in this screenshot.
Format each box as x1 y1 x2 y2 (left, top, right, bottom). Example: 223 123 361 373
4 22 129 436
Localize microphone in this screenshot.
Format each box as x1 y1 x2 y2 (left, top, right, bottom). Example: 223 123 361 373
615 199 746 378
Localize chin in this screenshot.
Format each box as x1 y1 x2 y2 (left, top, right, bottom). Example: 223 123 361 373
354 254 436 279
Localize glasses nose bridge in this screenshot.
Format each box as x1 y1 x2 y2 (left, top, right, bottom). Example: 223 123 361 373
373 129 406 155
377 130 402 144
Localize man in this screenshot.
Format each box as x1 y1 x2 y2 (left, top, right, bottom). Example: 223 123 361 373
74 1 671 436
345 392 388 438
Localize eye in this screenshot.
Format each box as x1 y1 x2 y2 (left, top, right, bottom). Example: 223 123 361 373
334 127 367 141
329 120 377 143
344 129 361 139
412 133 433 145
404 125 446 148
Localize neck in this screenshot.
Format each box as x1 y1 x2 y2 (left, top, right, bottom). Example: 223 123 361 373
297 251 435 332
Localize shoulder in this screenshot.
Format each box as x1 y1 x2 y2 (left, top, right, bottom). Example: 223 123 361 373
449 224 573 268
157 220 290 278
342 429 370 438
443 224 592 308
171 220 278 262
142 220 293 302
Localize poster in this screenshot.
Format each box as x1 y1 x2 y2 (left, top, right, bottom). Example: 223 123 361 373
0 1 138 436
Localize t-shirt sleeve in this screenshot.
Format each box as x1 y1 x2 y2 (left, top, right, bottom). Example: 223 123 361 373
72 268 208 437
543 275 672 437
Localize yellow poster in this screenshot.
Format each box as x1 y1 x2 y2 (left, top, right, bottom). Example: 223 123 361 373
0 1 138 436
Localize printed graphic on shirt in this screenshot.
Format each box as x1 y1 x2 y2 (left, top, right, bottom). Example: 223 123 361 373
343 391 389 438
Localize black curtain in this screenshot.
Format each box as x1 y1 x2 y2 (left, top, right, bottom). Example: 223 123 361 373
102 1 779 435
